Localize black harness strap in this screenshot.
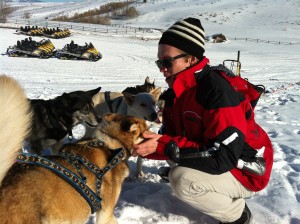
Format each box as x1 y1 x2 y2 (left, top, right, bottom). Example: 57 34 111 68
16 143 126 214
104 91 123 113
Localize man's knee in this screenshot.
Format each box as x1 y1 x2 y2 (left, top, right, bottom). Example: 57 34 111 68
169 166 194 199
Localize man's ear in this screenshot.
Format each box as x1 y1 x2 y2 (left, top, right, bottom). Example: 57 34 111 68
190 56 199 65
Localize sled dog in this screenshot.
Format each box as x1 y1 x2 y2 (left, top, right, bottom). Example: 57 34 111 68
28 87 102 155
122 76 155 95
83 86 161 139
0 77 147 223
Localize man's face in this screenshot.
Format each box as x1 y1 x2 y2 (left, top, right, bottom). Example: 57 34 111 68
157 44 191 88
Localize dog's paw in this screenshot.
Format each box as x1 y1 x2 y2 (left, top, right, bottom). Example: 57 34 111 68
137 171 145 178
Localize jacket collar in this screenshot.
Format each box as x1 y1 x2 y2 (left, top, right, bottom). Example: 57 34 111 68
173 56 209 97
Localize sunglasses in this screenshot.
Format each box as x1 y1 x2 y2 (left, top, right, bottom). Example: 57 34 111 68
155 53 188 69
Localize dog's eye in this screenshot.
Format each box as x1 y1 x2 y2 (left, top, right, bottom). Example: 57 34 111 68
140 103 146 107
82 105 89 114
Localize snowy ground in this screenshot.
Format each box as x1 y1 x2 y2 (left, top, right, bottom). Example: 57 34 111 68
1 0 300 223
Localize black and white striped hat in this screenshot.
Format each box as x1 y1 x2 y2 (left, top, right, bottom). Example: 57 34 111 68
159 17 205 59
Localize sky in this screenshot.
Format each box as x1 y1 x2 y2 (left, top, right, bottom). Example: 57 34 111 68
1 0 300 223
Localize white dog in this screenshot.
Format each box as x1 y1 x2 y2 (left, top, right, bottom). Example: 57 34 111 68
83 87 160 136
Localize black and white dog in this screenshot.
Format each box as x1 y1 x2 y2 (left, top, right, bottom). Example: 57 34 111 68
28 87 101 155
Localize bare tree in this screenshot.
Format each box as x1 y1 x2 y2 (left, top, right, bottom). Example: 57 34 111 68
0 0 6 22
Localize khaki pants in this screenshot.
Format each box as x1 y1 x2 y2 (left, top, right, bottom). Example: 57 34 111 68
169 166 256 223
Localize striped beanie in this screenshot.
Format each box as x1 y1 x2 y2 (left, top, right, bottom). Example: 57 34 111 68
159 17 205 59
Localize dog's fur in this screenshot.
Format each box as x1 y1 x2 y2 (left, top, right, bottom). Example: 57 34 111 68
0 77 148 223
0 75 32 184
28 87 101 155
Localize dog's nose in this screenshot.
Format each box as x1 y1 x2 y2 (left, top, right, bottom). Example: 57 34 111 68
97 116 102 123
149 112 158 122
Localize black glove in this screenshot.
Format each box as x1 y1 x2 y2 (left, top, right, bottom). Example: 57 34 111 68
165 140 181 163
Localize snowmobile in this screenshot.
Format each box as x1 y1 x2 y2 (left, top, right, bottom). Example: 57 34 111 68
42 27 71 39
56 41 102 61
6 38 56 58
16 26 44 37
16 26 71 39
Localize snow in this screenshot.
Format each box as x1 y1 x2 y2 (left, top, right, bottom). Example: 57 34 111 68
1 0 300 223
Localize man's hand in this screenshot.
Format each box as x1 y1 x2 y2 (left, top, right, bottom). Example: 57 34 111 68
132 131 162 157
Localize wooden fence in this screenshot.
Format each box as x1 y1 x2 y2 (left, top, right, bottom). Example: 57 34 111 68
4 19 300 45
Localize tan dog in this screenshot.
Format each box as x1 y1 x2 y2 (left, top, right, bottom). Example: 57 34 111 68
0 77 148 224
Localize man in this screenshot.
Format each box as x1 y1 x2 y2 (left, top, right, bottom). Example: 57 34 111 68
132 17 273 224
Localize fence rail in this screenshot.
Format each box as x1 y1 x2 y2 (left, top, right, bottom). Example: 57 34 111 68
4 19 157 35
227 37 300 45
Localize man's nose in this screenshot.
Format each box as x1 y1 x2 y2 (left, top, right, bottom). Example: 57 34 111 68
160 66 167 72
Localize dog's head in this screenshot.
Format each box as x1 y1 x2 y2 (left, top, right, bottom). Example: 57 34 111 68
122 77 156 95
136 76 156 93
54 87 101 127
123 87 161 122
94 113 148 153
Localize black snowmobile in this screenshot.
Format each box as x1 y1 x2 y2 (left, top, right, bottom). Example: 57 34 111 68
6 38 56 58
56 41 102 61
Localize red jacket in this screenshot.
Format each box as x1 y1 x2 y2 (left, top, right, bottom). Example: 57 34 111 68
147 57 273 192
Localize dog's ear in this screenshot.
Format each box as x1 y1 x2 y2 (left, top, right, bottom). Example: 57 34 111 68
121 117 146 142
120 118 135 132
103 113 117 122
145 76 150 84
87 87 101 98
59 93 71 108
123 92 135 106
150 87 161 101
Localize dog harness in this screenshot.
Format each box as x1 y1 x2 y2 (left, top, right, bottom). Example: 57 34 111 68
104 91 123 113
16 140 126 214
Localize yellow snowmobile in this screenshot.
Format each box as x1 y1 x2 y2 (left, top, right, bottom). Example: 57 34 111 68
6 38 56 58
56 41 102 61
